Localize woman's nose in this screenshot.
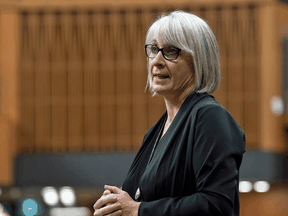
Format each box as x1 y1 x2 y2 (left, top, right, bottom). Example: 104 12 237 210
151 51 165 68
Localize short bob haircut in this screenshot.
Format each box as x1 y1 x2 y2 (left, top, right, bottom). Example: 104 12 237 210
145 10 221 95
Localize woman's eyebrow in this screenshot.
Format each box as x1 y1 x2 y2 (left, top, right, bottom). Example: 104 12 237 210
148 40 172 47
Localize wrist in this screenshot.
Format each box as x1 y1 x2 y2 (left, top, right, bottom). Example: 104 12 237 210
134 202 140 216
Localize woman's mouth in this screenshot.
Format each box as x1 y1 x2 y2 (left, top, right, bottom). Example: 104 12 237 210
154 74 170 79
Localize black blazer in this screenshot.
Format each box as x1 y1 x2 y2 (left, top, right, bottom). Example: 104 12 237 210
122 92 246 216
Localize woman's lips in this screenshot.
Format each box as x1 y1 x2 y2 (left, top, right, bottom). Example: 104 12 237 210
154 74 170 79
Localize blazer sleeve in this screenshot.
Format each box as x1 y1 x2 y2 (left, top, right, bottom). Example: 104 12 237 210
138 104 246 216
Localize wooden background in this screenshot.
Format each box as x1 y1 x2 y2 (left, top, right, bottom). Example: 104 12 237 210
16 4 260 153
0 0 288 183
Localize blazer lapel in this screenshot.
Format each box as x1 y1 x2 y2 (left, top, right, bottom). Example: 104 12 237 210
158 92 212 161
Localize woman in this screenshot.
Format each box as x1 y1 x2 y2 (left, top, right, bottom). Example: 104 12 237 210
93 10 245 216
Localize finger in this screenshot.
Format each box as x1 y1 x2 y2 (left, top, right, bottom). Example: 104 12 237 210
93 202 121 216
105 202 113 206
109 209 122 216
103 189 112 195
102 202 114 207
93 195 117 210
104 185 122 194
94 210 122 216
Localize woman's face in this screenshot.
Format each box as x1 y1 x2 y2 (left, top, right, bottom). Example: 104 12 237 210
147 32 195 100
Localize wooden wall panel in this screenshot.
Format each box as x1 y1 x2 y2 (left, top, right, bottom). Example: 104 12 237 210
258 2 288 152
50 12 68 152
99 11 117 151
115 11 133 151
244 5 260 148
83 11 101 151
19 12 36 153
0 115 14 185
0 10 19 185
34 12 52 152
227 7 245 128
16 3 261 153
67 12 84 152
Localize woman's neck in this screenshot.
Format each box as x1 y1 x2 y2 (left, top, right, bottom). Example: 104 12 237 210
160 88 193 139
163 86 194 125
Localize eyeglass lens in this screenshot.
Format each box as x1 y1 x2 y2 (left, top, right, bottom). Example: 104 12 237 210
145 45 180 60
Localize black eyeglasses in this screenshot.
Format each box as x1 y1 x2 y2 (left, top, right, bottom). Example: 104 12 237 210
145 44 181 61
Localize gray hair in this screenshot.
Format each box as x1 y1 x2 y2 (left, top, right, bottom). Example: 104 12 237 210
145 10 221 95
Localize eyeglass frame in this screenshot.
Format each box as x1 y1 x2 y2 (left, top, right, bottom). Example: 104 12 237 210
144 44 182 61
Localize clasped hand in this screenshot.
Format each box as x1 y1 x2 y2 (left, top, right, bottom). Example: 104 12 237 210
93 185 140 216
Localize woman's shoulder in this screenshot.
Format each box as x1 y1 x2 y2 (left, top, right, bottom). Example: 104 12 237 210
192 94 244 133
192 93 225 113
190 93 237 123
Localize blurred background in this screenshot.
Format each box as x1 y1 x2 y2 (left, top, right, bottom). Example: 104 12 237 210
0 0 288 215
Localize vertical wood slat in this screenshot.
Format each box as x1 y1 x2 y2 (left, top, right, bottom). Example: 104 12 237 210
18 4 261 153
34 12 52 152
115 10 133 151
99 11 117 151
0 10 19 185
19 12 36 153
227 6 245 128
83 11 101 151
51 11 68 152
67 11 84 151
244 5 259 148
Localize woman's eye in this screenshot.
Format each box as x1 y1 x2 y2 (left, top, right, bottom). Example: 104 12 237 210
151 46 158 53
165 48 177 54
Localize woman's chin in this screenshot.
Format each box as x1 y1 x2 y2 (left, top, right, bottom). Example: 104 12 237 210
152 87 171 96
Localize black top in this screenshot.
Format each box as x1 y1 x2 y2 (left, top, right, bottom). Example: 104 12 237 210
122 91 246 216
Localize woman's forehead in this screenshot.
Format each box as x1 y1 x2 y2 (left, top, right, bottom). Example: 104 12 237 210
146 30 169 45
